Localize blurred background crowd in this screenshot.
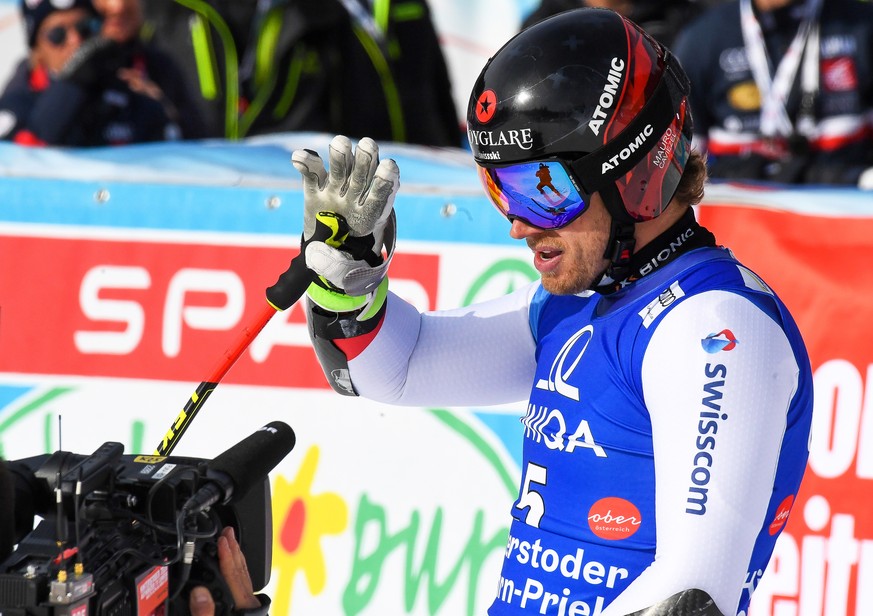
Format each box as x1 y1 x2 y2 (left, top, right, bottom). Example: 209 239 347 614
0 0 871 187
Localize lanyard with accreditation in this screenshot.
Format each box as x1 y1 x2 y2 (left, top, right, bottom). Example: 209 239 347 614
739 0 822 153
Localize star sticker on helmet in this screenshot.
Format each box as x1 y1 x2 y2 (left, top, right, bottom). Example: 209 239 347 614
476 89 498 123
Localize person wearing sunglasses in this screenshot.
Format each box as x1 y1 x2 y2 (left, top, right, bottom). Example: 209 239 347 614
293 8 813 616
0 0 178 146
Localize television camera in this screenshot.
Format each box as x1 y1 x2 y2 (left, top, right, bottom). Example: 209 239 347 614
0 420 295 615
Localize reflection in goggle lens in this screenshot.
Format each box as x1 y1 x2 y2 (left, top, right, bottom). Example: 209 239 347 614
477 160 589 230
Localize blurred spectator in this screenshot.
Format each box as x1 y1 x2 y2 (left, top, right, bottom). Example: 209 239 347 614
141 0 461 146
673 0 873 186
92 0 208 139
0 0 179 146
521 0 706 47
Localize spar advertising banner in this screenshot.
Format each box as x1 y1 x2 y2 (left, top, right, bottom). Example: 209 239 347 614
0 135 871 615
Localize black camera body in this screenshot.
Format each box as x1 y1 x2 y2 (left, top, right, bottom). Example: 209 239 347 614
0 441 273 616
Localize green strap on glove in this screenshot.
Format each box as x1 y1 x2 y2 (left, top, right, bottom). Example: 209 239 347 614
303 211 390 320
306 276 389 319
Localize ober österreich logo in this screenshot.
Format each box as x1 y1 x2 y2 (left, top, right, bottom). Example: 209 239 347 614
587 497 642 540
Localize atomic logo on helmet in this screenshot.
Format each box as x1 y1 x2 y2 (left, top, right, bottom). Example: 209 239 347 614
589 57 626 136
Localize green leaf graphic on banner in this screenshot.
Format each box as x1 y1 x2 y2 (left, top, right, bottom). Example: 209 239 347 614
462 258 537 307
0 386 73 456
344 495 507 616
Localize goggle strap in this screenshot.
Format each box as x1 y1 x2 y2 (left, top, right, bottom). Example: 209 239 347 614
571 51 689 192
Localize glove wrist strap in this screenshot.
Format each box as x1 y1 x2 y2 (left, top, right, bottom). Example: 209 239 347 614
306 277 389 321
346 209 396 296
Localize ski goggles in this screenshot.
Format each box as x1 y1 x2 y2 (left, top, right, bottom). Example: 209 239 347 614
476 159 590 230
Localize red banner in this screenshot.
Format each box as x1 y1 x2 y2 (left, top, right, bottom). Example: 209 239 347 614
0 235 439 388
698 203 873 615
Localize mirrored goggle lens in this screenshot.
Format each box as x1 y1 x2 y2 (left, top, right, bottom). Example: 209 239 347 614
477 161 588 230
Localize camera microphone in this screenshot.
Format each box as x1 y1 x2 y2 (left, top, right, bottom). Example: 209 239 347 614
182 421 296 514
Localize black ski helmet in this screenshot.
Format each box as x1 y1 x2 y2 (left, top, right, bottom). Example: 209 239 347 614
467 7 693 227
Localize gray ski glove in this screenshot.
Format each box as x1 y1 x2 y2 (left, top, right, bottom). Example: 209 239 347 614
291 135 399 319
